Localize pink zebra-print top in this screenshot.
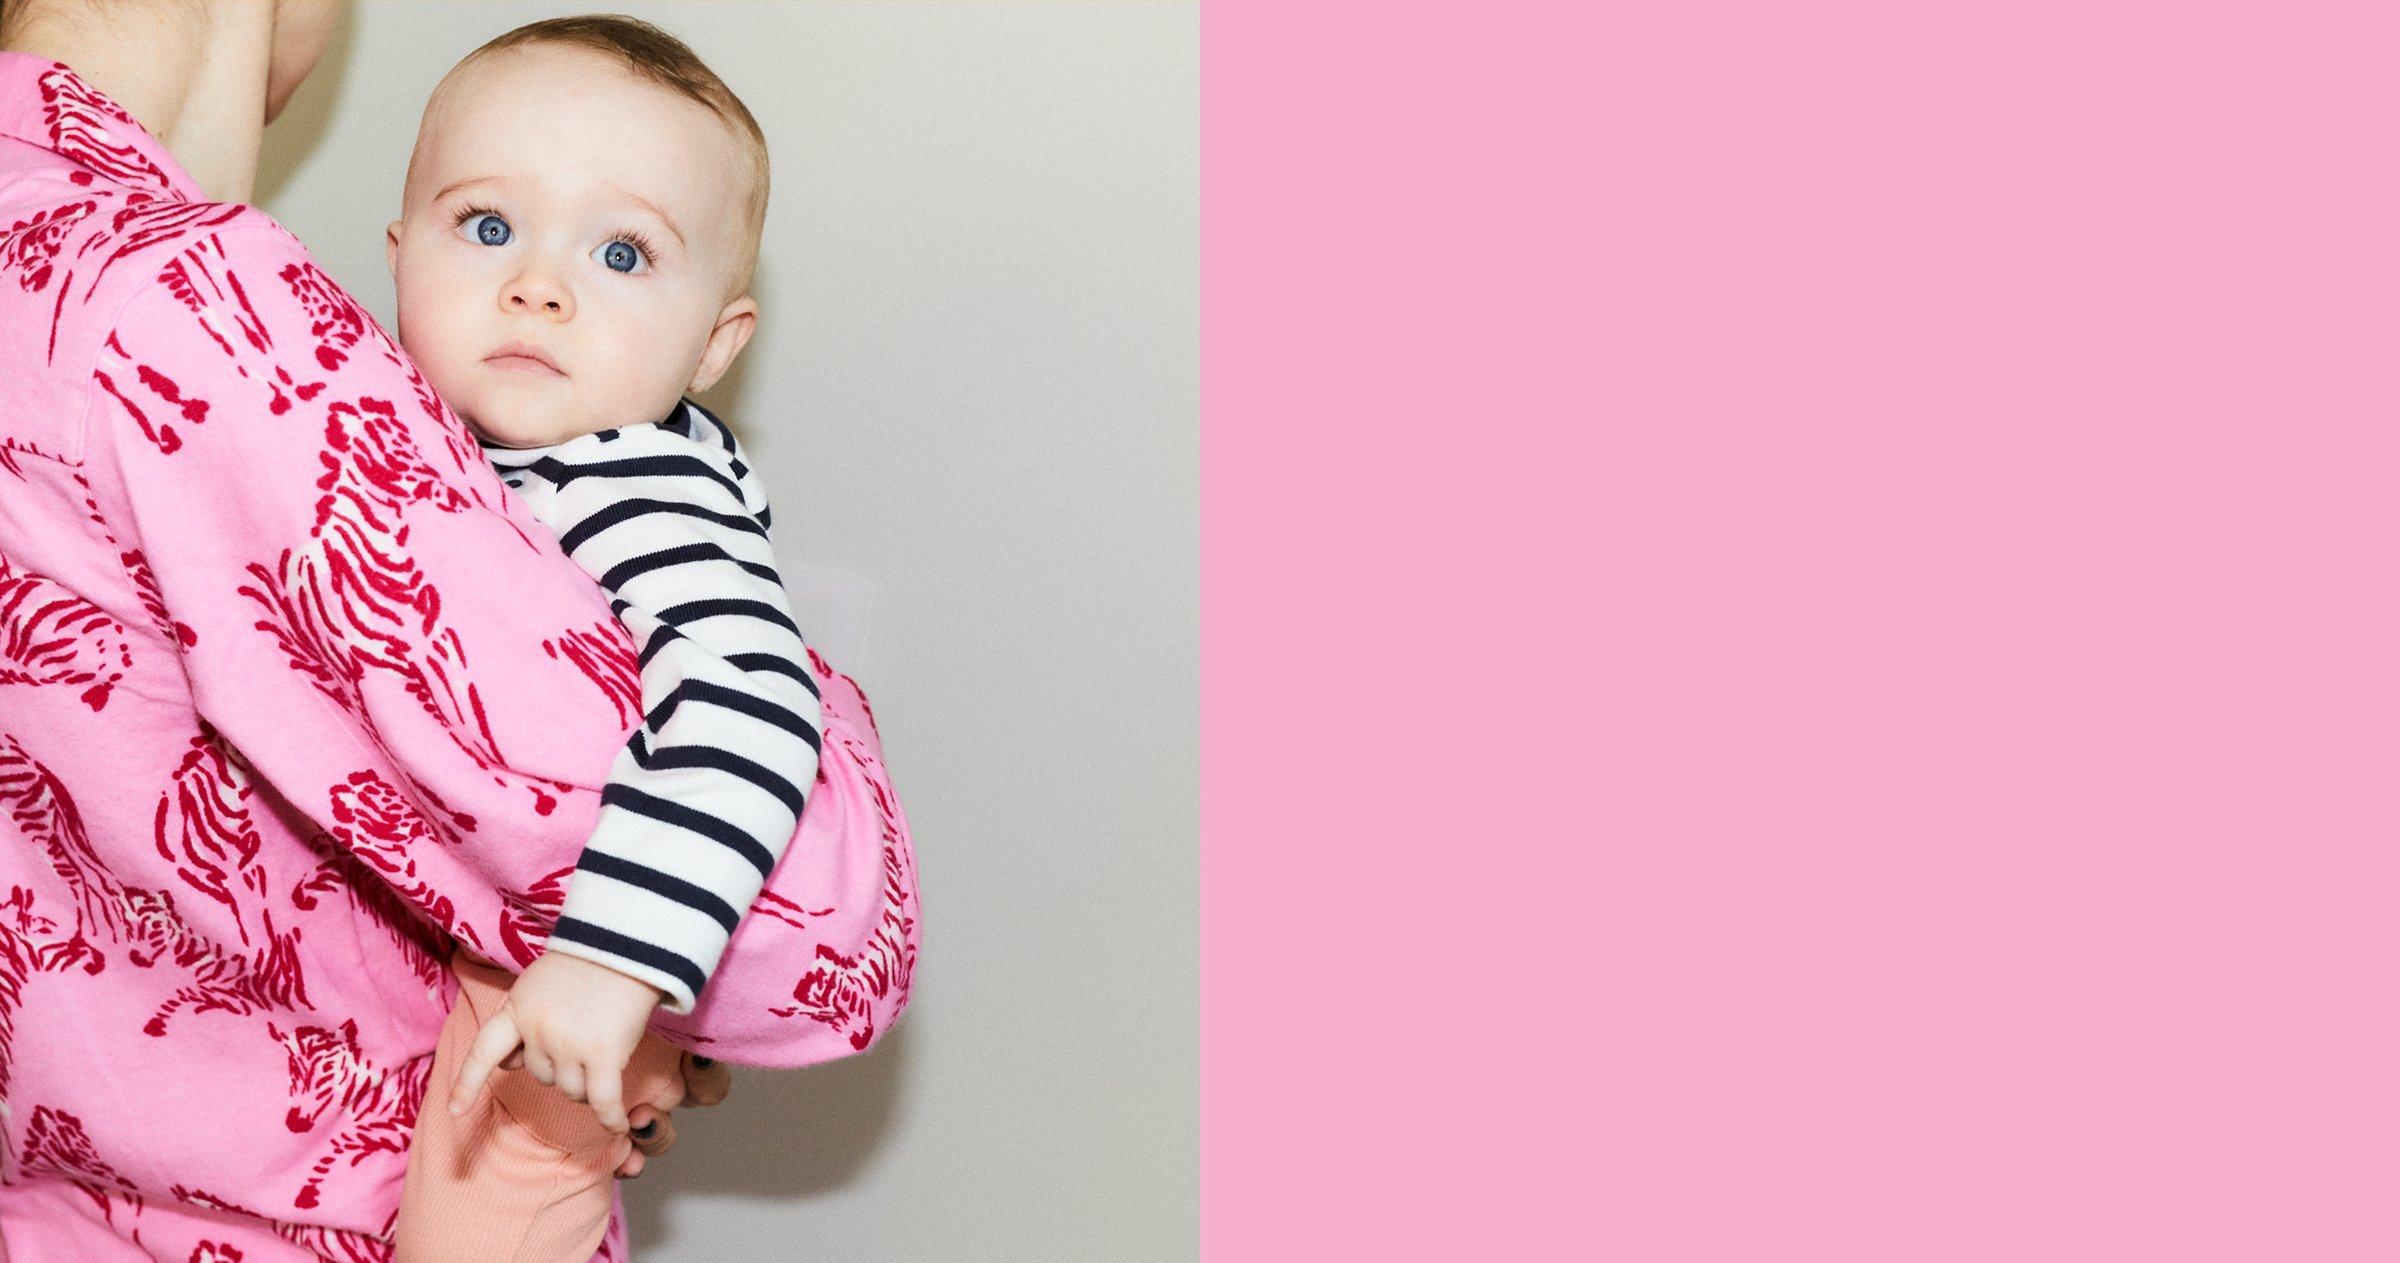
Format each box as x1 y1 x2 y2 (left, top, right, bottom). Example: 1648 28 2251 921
0 53 919 1263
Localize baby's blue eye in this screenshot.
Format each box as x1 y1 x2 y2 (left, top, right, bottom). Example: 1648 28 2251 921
597 241 645 274
462 213 510 246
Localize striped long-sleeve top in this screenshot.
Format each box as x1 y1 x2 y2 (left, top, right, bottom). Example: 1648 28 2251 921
483 398 825 1013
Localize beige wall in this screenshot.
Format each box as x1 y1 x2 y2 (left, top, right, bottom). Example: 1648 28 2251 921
257 2 1197 1257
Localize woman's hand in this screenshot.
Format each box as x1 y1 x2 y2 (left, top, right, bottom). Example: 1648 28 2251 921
448 952 664 1133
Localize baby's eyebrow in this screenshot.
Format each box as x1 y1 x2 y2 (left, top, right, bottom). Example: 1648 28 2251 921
606 182 686 249
432 174 506 205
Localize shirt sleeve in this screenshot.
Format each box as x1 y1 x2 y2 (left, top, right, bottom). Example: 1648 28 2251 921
514 432 827 1012
72 217 893 1054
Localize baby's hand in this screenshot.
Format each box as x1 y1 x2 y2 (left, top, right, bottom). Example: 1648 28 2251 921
448 951 665 1133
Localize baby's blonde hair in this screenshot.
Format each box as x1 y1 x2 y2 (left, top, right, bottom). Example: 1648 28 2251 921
427 14 770 300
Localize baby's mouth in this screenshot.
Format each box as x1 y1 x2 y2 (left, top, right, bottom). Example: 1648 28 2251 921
483 341 566 377
484 354 565 378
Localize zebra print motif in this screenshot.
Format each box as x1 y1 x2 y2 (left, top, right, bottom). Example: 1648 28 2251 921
271 1018 427 1213
123 886 310 1037
0 551 134 711
0 734 126 942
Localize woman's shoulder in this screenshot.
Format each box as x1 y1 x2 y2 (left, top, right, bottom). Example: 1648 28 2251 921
3 188 381 462
74 200 305 310
61 199 373 377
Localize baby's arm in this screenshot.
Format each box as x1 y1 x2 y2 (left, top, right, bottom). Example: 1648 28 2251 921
453 411 825 1127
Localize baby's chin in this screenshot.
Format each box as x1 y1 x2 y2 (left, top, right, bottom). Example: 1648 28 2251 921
458 396 610 450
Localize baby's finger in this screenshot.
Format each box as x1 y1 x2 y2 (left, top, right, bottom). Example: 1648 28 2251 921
501 1049 525 1072
556 1060 586 1104
450 1011 522 1117
589 1062 628 1134
523 1045 556 1087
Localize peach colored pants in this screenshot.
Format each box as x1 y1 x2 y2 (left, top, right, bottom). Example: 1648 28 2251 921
395 954 686 1263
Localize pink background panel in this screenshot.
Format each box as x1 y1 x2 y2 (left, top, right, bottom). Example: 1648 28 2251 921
1210 2 2400 1259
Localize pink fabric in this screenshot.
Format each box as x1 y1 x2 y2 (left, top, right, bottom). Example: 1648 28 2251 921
0 54 920 1261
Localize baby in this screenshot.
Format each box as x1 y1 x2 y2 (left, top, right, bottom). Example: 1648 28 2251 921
379 16 818 1259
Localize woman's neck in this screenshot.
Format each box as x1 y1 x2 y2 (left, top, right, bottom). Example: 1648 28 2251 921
2 0 274 203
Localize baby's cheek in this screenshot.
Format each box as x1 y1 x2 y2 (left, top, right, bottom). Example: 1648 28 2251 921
410 351 484 429
393 312 466 399
580 355 677 431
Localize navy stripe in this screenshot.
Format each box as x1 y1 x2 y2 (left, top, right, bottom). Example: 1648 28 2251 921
600 783 777 877
634 620 816 700
657 597 806 639
550 918 708 1000
599 541 782 592
628 739 808 817
558 499 765 554
644 679 823 752
522 453 746 504
727 652 823 698
636 622 680 669
575 850 743 934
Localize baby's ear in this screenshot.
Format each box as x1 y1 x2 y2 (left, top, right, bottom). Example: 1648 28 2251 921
385 220 403 279
690 294 759 394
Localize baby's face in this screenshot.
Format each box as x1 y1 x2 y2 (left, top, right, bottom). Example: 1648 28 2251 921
388 44 758 449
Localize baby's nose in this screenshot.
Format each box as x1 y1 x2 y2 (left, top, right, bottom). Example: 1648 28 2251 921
502 271 573 318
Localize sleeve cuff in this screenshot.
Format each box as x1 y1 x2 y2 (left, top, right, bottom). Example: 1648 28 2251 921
543 916 709 1015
